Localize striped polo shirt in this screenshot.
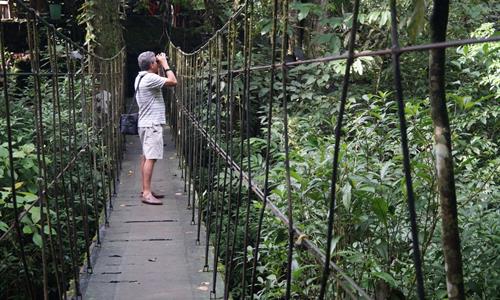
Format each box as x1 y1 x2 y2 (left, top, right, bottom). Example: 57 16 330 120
134 71 167 127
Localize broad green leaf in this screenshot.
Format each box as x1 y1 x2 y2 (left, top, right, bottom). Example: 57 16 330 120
380 162 393 180
305 75 316 86
20 144 36 154
359 185 376 193
0 220 9 232
260 20 272 36
44 225 56 235
380 11 390 27
373 271 397 287
0 146 8 158
342 183 352 210
298 6 310 21
329 236 342 255
18 192 38 203
30 207 41 224
32 232 43 248
23 225 33 234
12 150 26 159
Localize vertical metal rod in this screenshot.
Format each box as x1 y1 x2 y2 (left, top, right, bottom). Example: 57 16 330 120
103 61 114 211
27 15 49 300
64 41 82 297
178 55 184 174
240 1 256 295
196 49 207 244
182 56 188 190
89 56 101 246
222 18 237 299
78 48 93 275
226 2 253 297
98 61 110 226
187 55 194 209
203 40 216 272
280 1 294 298
47 28 67 299
248 0 279 296
54 32 80 300
319 0 360 298
389 1 425 298
212 31 230 298
72 49 92 276
191 56 199 225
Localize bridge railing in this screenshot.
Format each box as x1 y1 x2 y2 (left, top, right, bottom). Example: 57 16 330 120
0 1 125 298
167 1 499 299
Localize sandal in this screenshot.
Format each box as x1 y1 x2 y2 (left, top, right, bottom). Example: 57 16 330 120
140 191 165 199
141 193 163 205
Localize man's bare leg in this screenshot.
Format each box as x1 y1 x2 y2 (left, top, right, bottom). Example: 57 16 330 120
142 158 156 196
140 155 145 188
140 155 165 200
141 158 162 204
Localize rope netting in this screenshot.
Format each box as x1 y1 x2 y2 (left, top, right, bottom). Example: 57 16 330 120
167 0 499 299
1 1 124 298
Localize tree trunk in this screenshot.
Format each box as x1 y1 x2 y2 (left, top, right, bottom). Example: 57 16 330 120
429 1 465 299
313 0 328 33
90 0 124 58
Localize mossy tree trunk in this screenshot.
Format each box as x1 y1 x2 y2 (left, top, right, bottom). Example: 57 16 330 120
87 0 124 58
429 0 465 299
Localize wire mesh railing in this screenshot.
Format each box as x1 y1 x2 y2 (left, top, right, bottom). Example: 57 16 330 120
167 0 499 299
0 1 125 298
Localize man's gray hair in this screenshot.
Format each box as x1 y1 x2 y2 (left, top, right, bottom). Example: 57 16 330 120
138 51 155 71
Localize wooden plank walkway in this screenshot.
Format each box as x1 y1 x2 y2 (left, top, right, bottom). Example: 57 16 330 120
81 127 221 300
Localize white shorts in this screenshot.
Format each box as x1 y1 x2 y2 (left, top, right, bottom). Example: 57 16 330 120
138 124 164 160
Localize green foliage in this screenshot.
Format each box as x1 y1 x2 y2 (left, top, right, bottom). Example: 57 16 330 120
77 0 124 56
191 2 499 297
0 38 116 298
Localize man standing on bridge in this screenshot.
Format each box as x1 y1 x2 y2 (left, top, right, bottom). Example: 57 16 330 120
136 51 177 205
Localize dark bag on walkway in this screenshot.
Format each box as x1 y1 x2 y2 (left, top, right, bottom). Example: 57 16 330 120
120 75 145 135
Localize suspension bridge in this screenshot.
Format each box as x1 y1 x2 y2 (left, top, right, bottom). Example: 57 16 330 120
1 0 499 299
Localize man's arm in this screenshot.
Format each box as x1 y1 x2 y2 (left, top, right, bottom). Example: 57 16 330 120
156 53 177 87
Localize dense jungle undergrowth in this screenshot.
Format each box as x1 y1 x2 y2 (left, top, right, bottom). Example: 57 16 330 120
185 0 499 299
0 45 117 298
